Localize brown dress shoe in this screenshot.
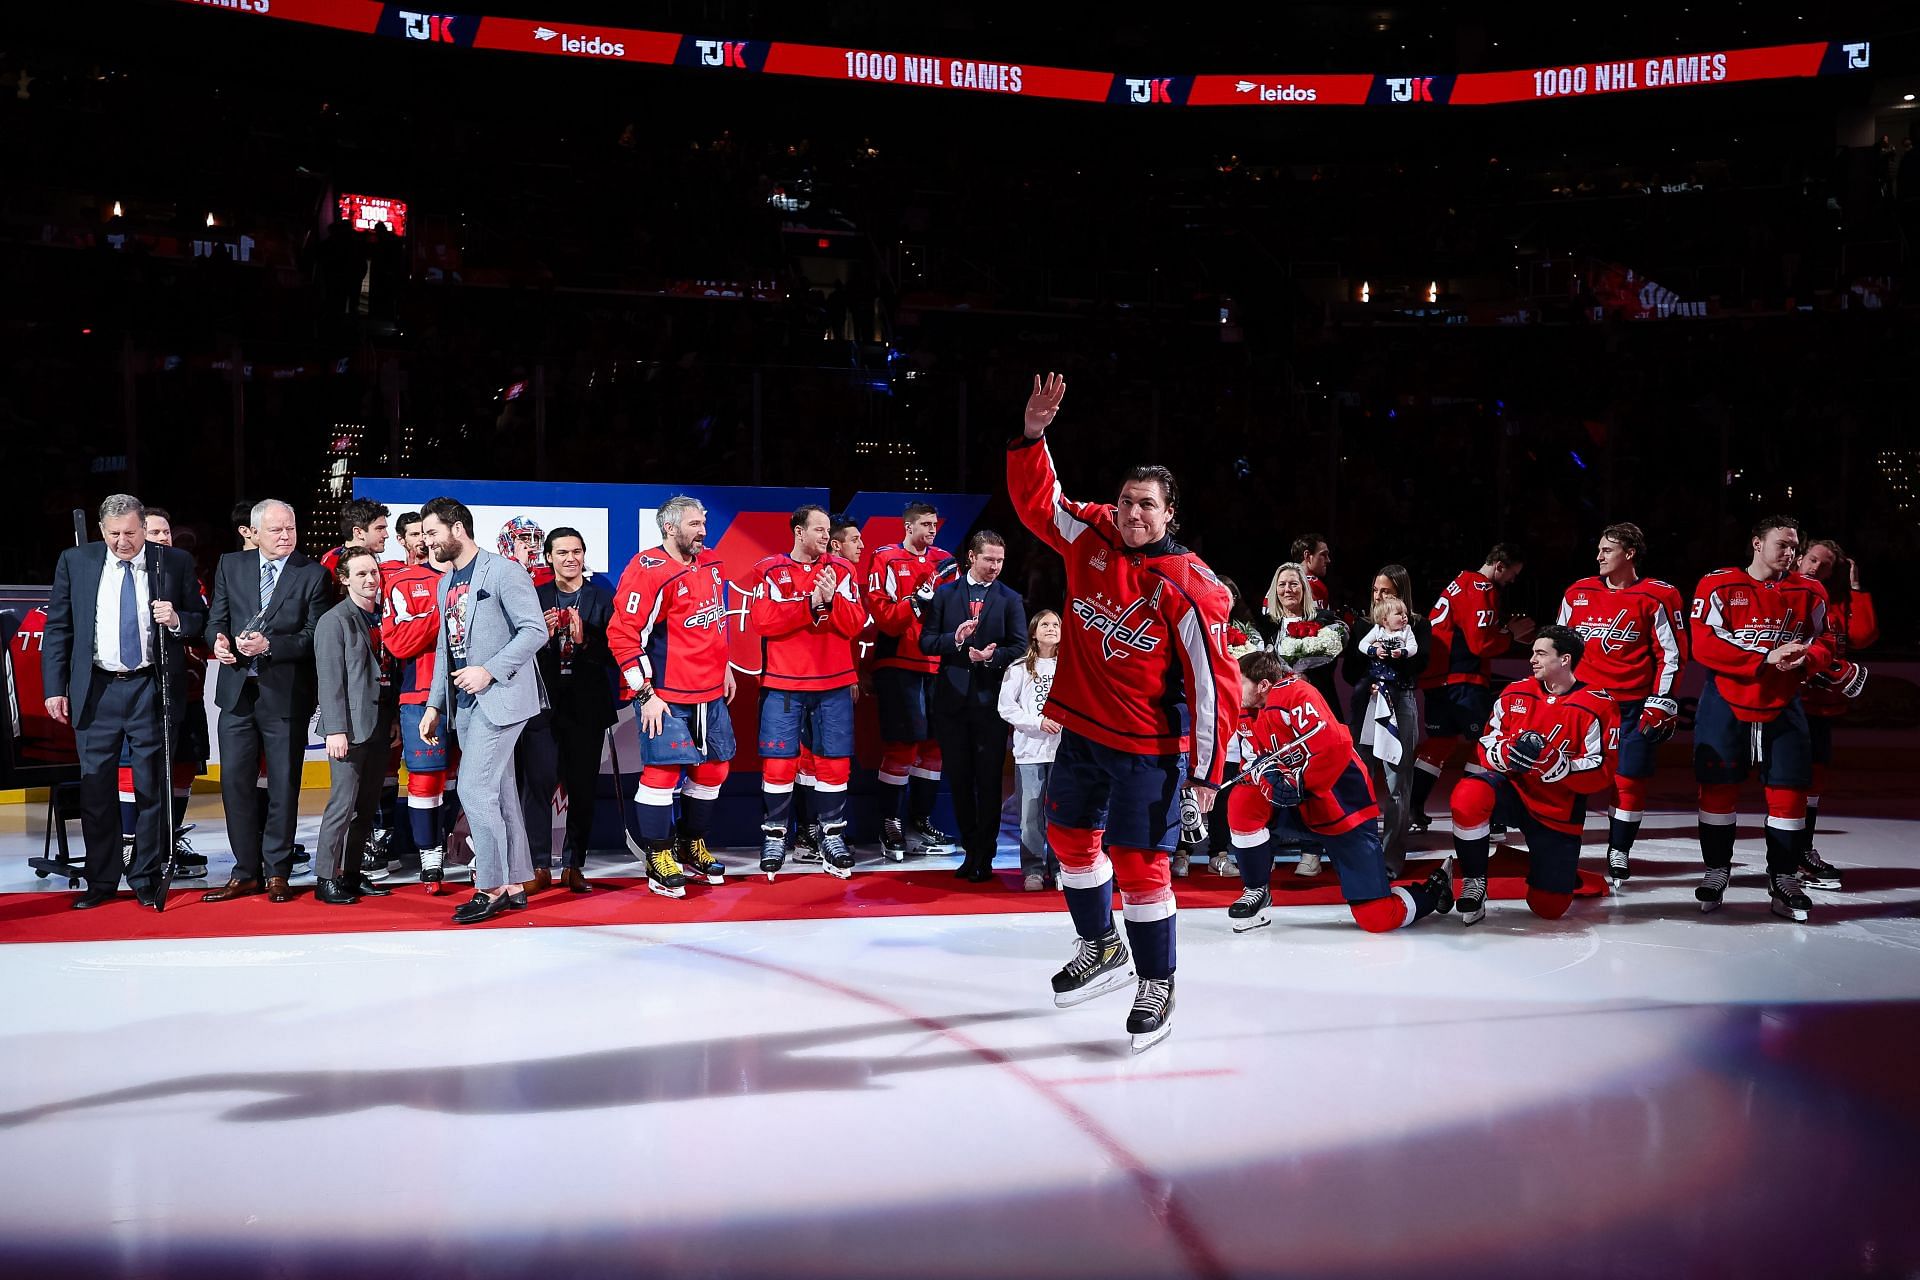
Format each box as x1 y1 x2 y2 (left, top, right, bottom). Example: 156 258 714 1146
201 877 263 903
267 876 295 902
530 867 553 893
561 867 593 895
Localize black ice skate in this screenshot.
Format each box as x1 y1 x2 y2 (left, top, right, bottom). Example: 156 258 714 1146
1050 929 1133 1008
678 835 726 885
759 830 787 881
419 845 446 895
1424 859 1456 915
880 818 908 862
1458 875 1488 926
910 817 955 855
1768 871 1811 922
821 830 855 880
793 822 824 864
1696 865 1731 913
1127 977 1175 1054
1227 885 1271 933
645 844 688 900
1606 847 1632 883
1798 847 1843 890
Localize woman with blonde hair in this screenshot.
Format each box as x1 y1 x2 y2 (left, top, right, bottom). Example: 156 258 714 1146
998 608 1063 891
1262 561 1348 876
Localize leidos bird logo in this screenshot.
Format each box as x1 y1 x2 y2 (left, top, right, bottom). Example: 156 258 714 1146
1073 596 1161 659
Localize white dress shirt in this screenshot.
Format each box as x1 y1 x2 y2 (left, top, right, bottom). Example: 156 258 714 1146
94 551 152 672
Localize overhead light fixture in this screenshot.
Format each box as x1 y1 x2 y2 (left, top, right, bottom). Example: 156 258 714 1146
1360 281 1370 303
206 212 216 227
111 200 123 218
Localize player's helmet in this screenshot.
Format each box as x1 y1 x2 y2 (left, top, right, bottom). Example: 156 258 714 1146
498 516 547 567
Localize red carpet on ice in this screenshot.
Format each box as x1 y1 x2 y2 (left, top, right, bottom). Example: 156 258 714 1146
0 852 1606 945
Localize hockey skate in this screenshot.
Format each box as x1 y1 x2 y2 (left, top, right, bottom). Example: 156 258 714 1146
880 818 908 862
1696 865 1731 913
1127 977 1175 1054
1424 858 1456 915
172 825 208 877
645 844 688 899
910 817 955 856
793 822 824 863
678 835 726 885
1227 885 1271 932
1606 847 1632 883
1050 929 1133 1007
820 830 855 880
760 830 788 881
1458 875 1488 926
362 829 394 881
1799 847 1843 890
1768 871 1811 922
419 845 446 895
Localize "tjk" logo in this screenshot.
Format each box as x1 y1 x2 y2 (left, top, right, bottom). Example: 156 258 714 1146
1842 41 1871 69
1387 76 1433 102
1125 78 1172 104
697 39 748 67
399 11 454 42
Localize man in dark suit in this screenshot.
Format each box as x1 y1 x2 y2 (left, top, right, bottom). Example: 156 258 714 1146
41 495 207 908
918 531 1027 881
311 546 402 904
201 498 333 903
518 527 617 894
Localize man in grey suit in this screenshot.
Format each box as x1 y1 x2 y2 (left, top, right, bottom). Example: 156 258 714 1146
312 546 402 904
201 498 333 903
417 496 550 924
41 494 207 909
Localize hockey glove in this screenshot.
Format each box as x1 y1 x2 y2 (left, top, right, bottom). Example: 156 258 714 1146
1179 789 1208 846
1244 748 1307 808
1637 696 1680 744
1501 729 1552 776
1810 657 1869 699
909 576 937 619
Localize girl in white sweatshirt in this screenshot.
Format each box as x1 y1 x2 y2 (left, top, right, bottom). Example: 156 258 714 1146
997 609 1061 891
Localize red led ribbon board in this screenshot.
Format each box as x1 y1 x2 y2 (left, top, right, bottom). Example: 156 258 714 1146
167 5 1872 110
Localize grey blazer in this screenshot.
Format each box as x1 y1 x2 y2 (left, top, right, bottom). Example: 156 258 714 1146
427 549 550 728
315 598 397 745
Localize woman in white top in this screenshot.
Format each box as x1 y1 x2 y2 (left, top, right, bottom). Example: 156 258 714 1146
997 609 1061 892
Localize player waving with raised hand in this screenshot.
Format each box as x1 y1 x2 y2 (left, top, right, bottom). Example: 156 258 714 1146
1008 371 1240 1053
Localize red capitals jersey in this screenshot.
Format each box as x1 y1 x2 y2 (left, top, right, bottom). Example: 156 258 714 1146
1476 680 1619 834
1691 568 1834 722
607 548 730 705
1240 674 1377 836
1556 575 1688 702
1803 592 1877 718
747 553 865 692
382 562 446 706
1420 569 1511 689
865 542 958 675
1007 436 1239 785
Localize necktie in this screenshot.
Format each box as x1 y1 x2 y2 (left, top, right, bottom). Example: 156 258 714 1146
118 559 142 670
260 558 280 611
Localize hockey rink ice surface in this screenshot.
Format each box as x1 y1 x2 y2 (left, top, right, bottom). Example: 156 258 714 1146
1 801 1917 1279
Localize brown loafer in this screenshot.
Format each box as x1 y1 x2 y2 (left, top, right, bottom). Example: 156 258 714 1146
201 877 262 903
267 876 295 902
561 867 593 895
530 866 553 893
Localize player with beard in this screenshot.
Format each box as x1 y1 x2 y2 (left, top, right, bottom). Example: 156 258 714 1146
607 496 736 896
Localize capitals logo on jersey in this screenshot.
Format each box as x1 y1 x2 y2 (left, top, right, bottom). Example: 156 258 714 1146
1072 593 1162 660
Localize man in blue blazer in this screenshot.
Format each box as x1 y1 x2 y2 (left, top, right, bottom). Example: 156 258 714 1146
418 496 551 923
919 531 1027 881
41 494 207 908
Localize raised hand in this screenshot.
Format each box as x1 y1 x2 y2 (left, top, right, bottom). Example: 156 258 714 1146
1024 372 1066 439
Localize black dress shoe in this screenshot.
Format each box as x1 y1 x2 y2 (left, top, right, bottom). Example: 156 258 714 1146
314 878 362 905
452 890 514 924
352 875 394 898
72 888 119 910
504 890 529 911
966 864 998 884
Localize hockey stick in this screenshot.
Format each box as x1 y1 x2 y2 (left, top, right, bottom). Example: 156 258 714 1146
605 713 649 860
1183 721 1324 845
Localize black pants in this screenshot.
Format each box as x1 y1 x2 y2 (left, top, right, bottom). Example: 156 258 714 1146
316 705 396 880
518 711 603 869
936 704 1010 868
75 670 165 890
217 682 307 879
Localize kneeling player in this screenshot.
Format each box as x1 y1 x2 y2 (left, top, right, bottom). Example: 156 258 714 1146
1448 625 1619 926
1226 652 1453 933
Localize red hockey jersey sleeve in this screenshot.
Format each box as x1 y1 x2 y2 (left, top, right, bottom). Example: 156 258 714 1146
1848 592 1879 650
1006 435 1119 557
1650 580 1689 691
1146 558 1240 788
605 553 655 685
865 547 918 638
1562 692 1619 796
825 554 867 639
748 556 815 640
382 574 440 660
